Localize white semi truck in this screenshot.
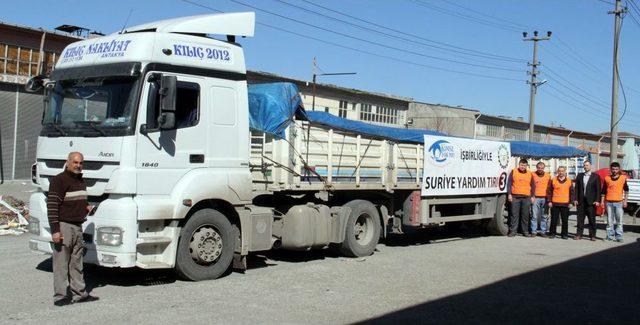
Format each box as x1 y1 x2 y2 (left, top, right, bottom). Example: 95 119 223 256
27 13 513 281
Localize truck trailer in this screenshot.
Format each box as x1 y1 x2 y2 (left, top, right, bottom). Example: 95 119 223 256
26 13 563 281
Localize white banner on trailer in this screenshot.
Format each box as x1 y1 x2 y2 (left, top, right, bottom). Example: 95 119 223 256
422 135 511 196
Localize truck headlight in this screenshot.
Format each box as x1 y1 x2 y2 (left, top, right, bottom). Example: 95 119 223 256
97 227 123 246
28 218 40 235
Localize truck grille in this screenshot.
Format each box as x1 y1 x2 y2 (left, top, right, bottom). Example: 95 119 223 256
38 159 119 171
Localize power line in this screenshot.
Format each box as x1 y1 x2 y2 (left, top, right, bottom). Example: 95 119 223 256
543 67 611 107
273 0 525 66
547 83 640 123
595 0 616 6
545 85 640 125
613 9 628 128
180 0 523 82
539 45 611 89
297 0 526 63
626 0 640 28
437 0 529 30
544 87 637 130
409 0 521 32
226 0 524 73
415 0 612 88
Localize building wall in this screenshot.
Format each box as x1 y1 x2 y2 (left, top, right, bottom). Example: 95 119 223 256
407 102 477 137
248 72 410 127
300 94 406 126
0 83 16 181
0 23 77 181
0 83 42 181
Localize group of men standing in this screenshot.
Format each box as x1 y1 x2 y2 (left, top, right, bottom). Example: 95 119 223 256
507 158 628 242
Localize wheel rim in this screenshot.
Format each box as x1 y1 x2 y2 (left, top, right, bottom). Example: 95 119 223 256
189 225 223 265
354 213 374 245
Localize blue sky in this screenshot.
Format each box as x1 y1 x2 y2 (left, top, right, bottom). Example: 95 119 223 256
5 0 640 134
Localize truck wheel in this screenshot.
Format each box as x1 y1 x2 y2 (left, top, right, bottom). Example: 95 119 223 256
175 208 235 281
486 194 509 236
340 200 381 257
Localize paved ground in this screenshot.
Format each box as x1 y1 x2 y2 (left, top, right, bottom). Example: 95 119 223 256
1 216 639 324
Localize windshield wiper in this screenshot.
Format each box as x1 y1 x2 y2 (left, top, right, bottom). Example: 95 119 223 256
43 123 68 136
74 121 107 136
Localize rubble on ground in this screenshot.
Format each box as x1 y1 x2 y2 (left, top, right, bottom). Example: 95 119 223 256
0 195 29 236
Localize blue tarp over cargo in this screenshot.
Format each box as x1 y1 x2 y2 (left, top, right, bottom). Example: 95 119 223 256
305 111 445 142
509 141 588 158
248 82 587 158
248 82 305 138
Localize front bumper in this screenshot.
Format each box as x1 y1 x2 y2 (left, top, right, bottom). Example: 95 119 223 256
29 192 138 268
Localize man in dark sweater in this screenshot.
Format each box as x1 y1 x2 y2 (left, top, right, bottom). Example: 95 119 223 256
48 152 98 306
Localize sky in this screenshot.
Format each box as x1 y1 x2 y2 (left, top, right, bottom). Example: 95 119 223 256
4 0 640 134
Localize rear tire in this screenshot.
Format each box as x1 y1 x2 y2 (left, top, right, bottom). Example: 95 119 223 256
339 200 381 257
175 208 235 281
486 195 509 236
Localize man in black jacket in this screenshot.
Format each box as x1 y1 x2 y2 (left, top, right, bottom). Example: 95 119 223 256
574 160 601 241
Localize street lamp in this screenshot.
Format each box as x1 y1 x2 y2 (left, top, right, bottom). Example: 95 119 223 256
311 71 357 112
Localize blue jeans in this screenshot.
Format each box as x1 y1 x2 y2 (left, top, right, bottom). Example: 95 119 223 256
605 202 624 240
530 198 547 234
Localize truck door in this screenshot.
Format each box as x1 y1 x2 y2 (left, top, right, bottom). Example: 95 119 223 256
136 73 207 195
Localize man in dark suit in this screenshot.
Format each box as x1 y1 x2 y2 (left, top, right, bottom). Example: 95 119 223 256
574 160 601 241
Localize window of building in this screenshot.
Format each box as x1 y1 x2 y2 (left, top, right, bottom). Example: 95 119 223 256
360 103 372 121
505 127 526 141
0 43 58 77
484 124 501 138
358 104 401 125
339 100 348 118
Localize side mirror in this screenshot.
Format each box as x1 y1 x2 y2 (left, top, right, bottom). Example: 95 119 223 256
160 75 177 112
25 75 45 92
140 74 177 134
159 112 175 130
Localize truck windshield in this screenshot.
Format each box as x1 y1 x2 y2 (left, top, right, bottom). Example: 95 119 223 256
41 77 140 137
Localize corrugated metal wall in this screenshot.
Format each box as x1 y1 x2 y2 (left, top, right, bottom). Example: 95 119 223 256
15 90 42 179
0 83 17 181
0 82 42 181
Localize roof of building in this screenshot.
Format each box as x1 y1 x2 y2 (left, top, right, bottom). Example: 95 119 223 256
599 131 640 139
0 21 83 41
411 101 480 113
248 70 414 104
478 114 625 144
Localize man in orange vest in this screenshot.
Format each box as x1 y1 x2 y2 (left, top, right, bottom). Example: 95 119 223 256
507 158 535 237
531 161 550 236
546 166 575 239
600 162 629 242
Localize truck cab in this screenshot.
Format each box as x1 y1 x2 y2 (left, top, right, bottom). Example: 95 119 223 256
28 13 263 279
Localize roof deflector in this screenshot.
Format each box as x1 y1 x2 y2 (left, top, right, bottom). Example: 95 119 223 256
120 12 255 37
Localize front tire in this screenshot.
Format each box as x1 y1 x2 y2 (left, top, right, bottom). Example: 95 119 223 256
175 209 235 281
339 200 381 257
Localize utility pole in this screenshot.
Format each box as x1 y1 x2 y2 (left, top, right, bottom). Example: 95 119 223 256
523 31 551 142
608 0 625 162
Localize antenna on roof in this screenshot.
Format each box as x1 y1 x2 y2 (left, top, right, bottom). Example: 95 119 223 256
120 9 134 34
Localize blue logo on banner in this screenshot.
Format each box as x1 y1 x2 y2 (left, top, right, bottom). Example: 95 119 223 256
428 140 455 164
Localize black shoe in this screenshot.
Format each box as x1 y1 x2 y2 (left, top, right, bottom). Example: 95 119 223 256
54 297 73 307
561 235 569 240
548 234 556 239
74 295 100 303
